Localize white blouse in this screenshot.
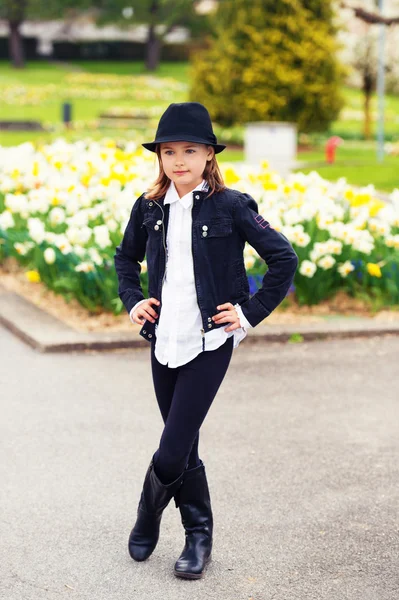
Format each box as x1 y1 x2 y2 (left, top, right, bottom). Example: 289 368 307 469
130 179 252 368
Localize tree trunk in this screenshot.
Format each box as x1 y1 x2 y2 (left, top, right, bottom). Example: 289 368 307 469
364 90 372 140
145 23 162 71
8 21 25 68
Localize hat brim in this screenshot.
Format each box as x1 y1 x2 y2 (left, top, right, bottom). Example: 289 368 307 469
142 135 226 154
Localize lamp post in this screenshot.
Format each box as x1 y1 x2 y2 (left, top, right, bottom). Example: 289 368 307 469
377 0 386 162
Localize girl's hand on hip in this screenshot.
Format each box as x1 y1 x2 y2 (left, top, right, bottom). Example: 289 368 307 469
212 302 241 333
132 298 160 325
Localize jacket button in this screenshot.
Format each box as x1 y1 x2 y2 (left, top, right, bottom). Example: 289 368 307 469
149 202 153 206
202 225 208 231
208 317 212 322
202 231 208 237
154 225 159 230
156 220 162 225
195 195 200 199
208 323 212 328
143 330 146 333
148 334 153 338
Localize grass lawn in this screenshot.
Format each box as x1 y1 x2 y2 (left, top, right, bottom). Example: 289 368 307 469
297 144 399 192
0 60 190 128
330 87 399 140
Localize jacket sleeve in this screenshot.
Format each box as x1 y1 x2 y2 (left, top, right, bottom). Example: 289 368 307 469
233 191 298 327
114 194 148 315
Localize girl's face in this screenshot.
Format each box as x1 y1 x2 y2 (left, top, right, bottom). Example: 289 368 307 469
159 141 214 195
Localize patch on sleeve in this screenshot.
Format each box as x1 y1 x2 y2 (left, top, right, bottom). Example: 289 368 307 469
254 214 273 229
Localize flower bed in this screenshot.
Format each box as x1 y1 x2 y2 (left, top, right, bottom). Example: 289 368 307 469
0 74 188 107
0 139 398 315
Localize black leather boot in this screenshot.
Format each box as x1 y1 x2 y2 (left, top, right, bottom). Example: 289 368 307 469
128 456 185 562
173 461 213 579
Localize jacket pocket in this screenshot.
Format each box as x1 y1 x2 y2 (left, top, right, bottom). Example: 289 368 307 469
198 218 233 238
142 215 163 233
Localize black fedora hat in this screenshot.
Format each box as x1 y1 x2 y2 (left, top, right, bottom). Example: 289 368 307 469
142 102 226 154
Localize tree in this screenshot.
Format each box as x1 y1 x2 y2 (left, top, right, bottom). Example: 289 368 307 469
1 0 28 68
0 0 93 68
353 34 378 139
0 0 207 71
95 0 206 71
340 3 399 26
341 2 399 137
190 0 346 131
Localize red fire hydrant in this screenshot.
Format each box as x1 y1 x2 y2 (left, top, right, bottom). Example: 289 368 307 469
325 136 343 164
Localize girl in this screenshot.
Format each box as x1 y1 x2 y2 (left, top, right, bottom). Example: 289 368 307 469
114 102 298 580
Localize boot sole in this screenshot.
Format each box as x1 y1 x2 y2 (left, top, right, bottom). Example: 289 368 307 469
173 554 212 579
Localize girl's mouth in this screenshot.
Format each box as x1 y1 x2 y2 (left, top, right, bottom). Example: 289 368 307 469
174 171 188 175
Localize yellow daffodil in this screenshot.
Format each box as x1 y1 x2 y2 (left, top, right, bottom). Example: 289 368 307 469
293 182 305 193
223 167 240 185
25 270 41 283
366 263 382 278
369 200 386 217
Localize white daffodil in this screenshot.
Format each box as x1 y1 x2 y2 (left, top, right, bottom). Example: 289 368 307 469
53 234 72 255
299 260 317 278
337 261 355 278
49 207 65 226
73 245 86 258
385 235 399 250
245 245 258 257
14 242 32 255
318 255 336 270
43 247 56 264
244 255 256 269
66 226 92 245
28 218 46 244
292 230 311 247
75 261 95 273
0 210 15 229
5 193 29 215
325 239 343 255
88 247 103 266
93 224 111 249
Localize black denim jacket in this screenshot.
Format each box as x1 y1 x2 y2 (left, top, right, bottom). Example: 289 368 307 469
114 186 298 343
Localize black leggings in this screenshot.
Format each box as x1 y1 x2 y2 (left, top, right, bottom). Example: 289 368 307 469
150 335 234 484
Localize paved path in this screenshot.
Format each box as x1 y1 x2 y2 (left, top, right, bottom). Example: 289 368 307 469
1 327 398 600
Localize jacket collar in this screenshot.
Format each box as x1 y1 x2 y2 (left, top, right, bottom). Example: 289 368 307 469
164 179 209 210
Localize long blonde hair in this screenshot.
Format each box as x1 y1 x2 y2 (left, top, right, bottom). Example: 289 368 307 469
145 144 226 201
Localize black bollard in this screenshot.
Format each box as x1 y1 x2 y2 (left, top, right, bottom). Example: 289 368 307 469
62 102 72 129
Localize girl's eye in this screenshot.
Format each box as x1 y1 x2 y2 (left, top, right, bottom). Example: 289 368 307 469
163 149 195 155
